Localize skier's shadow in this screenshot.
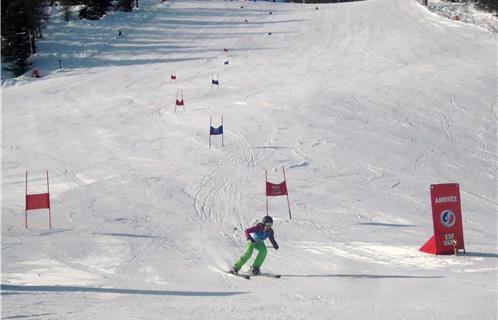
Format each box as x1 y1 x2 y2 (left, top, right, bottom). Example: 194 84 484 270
280 274 443 279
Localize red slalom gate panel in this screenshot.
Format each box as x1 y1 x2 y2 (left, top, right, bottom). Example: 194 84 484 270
266 181 288 196
26 193 50 210
420 183 464 255
25 171 52 228
265 167 292 219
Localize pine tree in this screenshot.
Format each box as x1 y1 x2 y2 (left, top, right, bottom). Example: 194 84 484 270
1 0 33 76
118 0 134 12
477 0 498 14
79 0 111 20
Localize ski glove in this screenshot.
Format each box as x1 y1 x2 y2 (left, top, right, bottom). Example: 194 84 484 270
248 236 255 243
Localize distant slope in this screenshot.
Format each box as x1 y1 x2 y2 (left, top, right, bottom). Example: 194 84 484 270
2 0 496 319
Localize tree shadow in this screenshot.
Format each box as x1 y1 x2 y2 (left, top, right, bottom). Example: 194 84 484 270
0 284 247 297
35 228 74 236
461 252 498 258
252 146 293 149
3 313 54 319
35 1 306 73
356 222 417 228
92 232 166 239
281 274 443 279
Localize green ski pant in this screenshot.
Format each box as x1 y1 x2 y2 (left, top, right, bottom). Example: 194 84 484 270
234 241 267 271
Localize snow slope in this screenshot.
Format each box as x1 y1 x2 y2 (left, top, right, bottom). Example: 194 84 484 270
2 0 497 319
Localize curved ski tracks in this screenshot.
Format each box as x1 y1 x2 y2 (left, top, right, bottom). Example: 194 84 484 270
193 128 259 234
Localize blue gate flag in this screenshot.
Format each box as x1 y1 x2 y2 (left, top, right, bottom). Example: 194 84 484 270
212 79 219 85
210 125 223 135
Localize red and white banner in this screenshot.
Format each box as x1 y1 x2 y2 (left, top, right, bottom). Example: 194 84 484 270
420 183 465 255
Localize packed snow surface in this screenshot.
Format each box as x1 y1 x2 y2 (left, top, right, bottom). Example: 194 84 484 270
2 0 497 319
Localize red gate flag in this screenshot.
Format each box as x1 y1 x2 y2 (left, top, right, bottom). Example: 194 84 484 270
175 90 185 112
420 183 465 255
265 167 292 219
25 171 52 228
266 181 287 196
26 193 50 210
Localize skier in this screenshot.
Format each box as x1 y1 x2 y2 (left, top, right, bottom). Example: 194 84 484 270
231 216 279 275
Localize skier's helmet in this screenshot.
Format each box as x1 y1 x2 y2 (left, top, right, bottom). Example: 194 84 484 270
262 216 273 226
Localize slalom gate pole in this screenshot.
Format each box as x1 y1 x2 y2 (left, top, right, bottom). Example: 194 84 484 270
282 167 292 220
47 171 52 228
25 172 28 228
265 170 269 216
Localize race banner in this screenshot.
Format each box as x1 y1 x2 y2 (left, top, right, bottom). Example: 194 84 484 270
420 183 465 254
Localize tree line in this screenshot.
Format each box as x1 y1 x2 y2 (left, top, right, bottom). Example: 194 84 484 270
476 0 498 13
1 0 135 76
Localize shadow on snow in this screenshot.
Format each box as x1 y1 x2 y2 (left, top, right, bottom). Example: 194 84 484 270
280 274 443 279
91 232 166 239
0 284 247 297
355 222 417 228
461 252 498 258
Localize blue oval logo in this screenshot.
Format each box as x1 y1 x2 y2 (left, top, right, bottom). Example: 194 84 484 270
440 210 456 228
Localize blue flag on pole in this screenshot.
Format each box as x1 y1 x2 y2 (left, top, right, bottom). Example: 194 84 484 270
210 125 223 135
212 79 219 86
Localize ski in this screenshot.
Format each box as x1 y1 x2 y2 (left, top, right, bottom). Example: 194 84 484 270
226 270 250 280
256 273 281 278
240 272 281 278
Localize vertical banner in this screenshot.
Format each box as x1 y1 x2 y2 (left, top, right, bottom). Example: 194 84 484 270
430 183 465 254
420 183 465 254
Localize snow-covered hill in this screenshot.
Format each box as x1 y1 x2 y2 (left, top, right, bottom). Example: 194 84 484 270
2 0 497 319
